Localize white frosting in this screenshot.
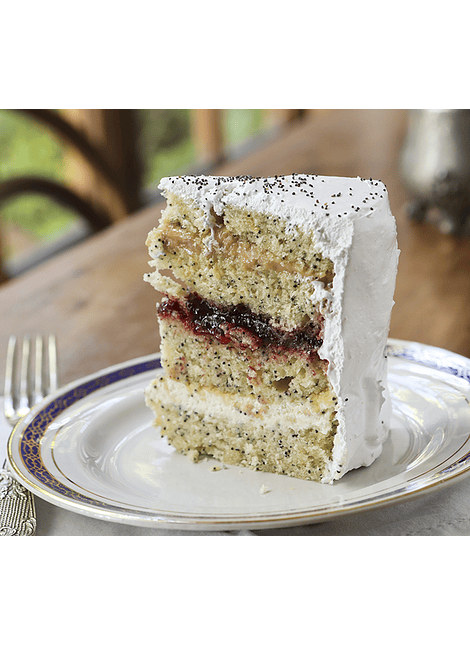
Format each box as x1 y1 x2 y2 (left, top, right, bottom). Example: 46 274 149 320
158 174 399 482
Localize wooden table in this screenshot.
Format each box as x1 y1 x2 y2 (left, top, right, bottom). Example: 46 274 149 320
2 108 470 384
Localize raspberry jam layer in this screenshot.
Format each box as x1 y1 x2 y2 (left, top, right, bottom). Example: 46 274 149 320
158 293 323 353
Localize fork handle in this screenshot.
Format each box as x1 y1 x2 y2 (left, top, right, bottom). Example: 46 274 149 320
0 467 36 536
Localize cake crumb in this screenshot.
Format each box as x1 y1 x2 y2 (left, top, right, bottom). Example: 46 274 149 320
259 484 271 495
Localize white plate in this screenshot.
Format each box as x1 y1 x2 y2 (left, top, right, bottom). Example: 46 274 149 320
7 339 470 531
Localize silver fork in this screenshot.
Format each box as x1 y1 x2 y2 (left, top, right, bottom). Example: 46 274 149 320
1 335 58 536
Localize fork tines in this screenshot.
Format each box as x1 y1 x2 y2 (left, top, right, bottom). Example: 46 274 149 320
4 335 58 424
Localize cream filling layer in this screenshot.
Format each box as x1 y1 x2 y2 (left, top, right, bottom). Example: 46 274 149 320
145 377 334 437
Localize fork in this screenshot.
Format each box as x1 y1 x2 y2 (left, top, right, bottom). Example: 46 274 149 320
1 335 58 536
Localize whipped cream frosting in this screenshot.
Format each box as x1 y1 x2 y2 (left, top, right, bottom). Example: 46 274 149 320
157 174 399 482
159 173 388 245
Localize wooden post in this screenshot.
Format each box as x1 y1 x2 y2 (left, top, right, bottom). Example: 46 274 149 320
61 109 143 223
190 110 225 167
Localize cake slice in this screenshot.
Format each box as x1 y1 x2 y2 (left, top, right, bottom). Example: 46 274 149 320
144 174 399 483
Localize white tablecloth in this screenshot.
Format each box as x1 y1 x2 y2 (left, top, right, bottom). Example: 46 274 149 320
3 405 470 536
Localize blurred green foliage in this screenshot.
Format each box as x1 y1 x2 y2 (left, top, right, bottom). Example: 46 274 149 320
138 108 264 187
0 110 76 241
138 109 195 187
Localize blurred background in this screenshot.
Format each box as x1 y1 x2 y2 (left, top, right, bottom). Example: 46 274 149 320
1 108 470 378
0 109 301 282
6 108 470 281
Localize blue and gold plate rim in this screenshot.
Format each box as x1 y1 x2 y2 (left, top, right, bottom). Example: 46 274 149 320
8 354 162 517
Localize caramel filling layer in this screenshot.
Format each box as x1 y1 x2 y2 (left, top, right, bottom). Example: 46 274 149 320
161 223 333 285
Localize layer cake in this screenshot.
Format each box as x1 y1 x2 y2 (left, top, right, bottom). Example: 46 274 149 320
144 174 399 483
